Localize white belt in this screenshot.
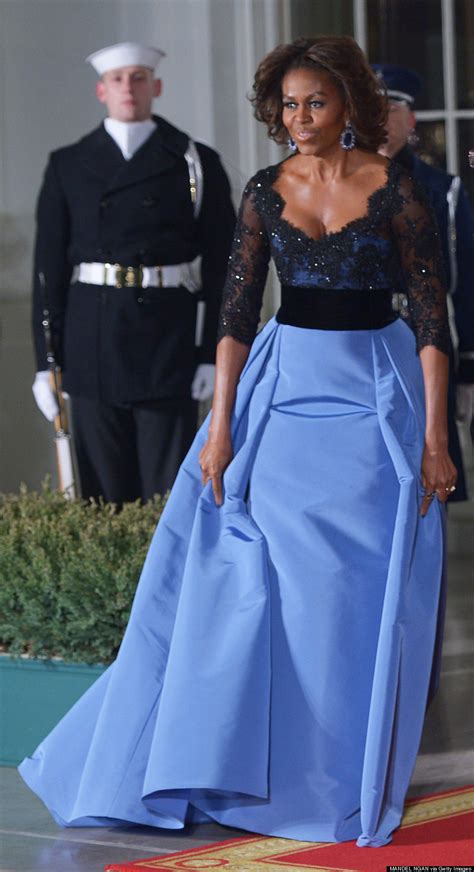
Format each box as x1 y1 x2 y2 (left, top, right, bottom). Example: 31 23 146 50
73 257 202 292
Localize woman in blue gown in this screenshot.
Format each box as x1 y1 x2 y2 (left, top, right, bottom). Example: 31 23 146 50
20 36 457 848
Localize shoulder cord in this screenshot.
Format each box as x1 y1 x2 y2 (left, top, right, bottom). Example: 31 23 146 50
447 175 461 296
184 140 205 347
446 175 461 354
184 140 204 219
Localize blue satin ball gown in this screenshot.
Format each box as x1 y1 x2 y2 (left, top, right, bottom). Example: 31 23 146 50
19 158 450 847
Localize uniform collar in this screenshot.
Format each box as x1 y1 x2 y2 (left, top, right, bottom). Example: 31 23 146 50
104 117 157 160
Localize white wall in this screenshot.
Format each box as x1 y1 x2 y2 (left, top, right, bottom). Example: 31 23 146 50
0 0 286 492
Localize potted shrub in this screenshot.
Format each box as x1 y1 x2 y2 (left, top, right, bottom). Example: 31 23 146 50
0 483 166 765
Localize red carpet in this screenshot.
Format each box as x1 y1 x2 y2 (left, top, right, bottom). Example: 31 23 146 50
105 785 474 870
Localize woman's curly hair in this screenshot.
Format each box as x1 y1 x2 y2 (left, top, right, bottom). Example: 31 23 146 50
251 35 388 152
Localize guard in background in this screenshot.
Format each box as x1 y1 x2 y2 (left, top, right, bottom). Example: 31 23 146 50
373 63 474 501
32 42 235 504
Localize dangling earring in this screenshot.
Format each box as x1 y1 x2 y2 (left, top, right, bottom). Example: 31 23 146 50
288 137 297 152
340 121 356 150
407 127 419 148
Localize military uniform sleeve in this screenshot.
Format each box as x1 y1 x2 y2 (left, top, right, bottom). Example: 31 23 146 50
195 145 236 364
217 174 270 346
32 153 72 370
391 170 450 355
452 182 474 383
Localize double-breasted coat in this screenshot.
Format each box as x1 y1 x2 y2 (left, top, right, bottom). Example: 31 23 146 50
32 115 236 406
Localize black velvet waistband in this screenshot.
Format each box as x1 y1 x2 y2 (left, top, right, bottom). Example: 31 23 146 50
276 286 398 331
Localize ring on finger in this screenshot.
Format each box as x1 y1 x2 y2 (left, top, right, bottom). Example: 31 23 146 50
445 485 456 493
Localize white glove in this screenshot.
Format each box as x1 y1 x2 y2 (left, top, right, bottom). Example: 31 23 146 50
456 383 474 425
191 363 215 401
32 371 59 421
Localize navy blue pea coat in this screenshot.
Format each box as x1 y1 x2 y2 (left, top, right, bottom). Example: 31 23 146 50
32 115 236 406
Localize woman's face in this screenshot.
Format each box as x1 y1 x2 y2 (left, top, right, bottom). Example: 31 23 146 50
281 67 347 155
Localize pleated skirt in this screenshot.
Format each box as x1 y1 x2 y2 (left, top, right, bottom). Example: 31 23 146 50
19 318 445 847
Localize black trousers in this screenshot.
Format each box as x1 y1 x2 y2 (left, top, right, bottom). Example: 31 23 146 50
71 396 198 504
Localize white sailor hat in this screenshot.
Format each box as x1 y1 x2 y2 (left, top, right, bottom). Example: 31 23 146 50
86 42 166 76
371 64 422 106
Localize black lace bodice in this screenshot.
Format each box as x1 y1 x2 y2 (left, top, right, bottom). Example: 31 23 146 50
217 159 450 354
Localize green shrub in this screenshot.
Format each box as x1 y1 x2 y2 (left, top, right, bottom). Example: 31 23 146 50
0 483 166 665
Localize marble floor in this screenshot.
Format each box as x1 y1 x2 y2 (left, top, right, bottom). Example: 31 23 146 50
1 495 473 871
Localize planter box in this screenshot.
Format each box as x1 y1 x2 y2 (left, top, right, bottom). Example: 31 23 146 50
0 654 106 766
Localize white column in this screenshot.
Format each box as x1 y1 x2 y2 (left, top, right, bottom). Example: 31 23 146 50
353 0 368 52
233 0 260 176
441 0 459 175
264 0 286 167
231 0 287 317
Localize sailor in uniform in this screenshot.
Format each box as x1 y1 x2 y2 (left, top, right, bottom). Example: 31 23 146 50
373 63 474 500
32 41 235 503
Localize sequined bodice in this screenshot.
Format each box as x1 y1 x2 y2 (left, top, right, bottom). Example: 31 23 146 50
217 159 450 354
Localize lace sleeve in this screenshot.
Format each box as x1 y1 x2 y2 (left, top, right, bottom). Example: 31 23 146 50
391 169 450 355
217 174 270 346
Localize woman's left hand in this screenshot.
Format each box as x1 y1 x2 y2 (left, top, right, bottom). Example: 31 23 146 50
420 443 457 516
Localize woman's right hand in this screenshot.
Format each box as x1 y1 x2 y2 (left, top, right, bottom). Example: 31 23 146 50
419 441 457 517
199 430 234 507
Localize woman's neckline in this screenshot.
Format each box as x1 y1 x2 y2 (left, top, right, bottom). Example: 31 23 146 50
267 158 395 245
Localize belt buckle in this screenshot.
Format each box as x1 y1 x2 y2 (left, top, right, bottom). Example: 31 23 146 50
115 265 143 288
125 266 143 288
155 266 163 288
